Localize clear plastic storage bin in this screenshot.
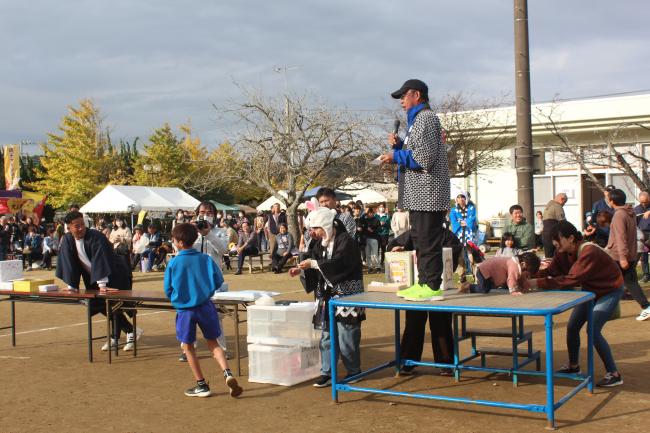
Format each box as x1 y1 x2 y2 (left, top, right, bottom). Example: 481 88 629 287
247 343 320 386
247 302 320 347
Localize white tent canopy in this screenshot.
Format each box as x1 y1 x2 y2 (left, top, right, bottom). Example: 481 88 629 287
80 185 200 214
256 191 288 211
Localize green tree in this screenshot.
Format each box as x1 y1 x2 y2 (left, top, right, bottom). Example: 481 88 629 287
31 99 111 208
132 124 187 187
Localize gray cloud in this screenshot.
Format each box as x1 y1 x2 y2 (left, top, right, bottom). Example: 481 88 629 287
1 0 648 150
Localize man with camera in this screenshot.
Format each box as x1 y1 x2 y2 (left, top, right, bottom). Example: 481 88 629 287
192 201 229 266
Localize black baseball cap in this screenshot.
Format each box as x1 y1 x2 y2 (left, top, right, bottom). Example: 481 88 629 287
391 79 429 99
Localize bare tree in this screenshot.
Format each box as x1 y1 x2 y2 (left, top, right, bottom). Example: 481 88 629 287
437 93 514 177
536 102 650 193
218 90 380 240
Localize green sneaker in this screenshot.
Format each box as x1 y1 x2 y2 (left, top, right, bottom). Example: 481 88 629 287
404 285 445 302
397 283 421 298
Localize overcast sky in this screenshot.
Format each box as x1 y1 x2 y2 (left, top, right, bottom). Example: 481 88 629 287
1 0 648 152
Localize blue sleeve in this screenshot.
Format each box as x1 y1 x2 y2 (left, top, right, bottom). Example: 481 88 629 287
467 206 477 232
393 150 423 170
163 265 173 299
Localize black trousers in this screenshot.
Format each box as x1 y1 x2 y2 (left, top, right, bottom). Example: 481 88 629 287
621 261 650 309
88 299 134 339
400 311 454 364
271 251 291 271
409 210 446 290
542 219 559 259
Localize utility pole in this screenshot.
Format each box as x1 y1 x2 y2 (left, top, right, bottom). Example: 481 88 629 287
514 0 534 223
273 65 301 167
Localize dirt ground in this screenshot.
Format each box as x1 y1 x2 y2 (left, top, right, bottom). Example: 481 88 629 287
1 267 649 433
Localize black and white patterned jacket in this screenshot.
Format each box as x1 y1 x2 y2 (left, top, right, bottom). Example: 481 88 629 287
403 110 451 212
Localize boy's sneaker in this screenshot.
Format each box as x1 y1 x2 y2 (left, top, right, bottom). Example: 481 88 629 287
178 352 187 362
185 383 211 397
556 364 581 374
123 327 144 351
312 375 332 388
225 375 243 398
101 338 118 351
596 372 623 387
397 283 421 298
636 306 650 321
403 285 445 302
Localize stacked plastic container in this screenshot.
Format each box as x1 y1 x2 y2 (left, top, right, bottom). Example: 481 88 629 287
247 301 321 386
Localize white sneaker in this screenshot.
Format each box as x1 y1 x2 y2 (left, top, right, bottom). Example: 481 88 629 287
636 306 650 321
101 338 118 351
123 328 144 351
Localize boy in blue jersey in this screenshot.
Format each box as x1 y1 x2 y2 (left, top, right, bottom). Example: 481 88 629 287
164 223 243 398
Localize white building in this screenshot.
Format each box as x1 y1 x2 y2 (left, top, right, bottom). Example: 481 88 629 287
443 92 650 228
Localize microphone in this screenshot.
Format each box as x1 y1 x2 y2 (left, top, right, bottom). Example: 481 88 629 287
393 119 400 135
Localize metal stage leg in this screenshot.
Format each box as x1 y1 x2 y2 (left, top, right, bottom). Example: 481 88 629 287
87 301 93 362
394 310 401 376
330 304 338 403
234 305 241 377
544 314 555 430
587 299 595 394
512 316 519 387
453 314 460 382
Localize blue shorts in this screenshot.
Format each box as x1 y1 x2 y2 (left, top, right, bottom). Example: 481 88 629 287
175 300 222 344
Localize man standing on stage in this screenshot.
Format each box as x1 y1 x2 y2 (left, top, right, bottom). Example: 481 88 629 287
380 79 450 302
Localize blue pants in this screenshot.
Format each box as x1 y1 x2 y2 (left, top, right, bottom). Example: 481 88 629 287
566 288 622 373
469 270 495 293
320 321 361 377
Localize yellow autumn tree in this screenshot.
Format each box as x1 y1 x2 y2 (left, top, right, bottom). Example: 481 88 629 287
31 99 111 208
132 123 188 187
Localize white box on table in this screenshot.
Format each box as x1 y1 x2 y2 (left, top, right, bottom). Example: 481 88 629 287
0 281 14 291
0 260 23 282
247 302 319 347
247 343 320 386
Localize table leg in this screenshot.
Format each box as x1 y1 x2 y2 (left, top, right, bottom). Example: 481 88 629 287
394 309 401 376
587 299 595 394
11 300 16 347
544 314 555 430
87 301 93 363
106 300 112 364
329 303 338 403
234 304 241 377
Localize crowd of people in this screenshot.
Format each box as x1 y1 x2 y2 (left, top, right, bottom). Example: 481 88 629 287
5 78 650 398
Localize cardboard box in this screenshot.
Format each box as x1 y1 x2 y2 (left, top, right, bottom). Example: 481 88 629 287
13 278 55 293
0 260 23 282
367 281 407 293
384 251 413 286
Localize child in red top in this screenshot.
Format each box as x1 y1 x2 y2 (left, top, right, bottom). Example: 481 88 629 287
460 252 540 296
